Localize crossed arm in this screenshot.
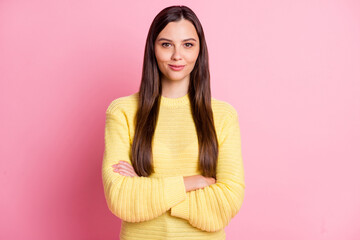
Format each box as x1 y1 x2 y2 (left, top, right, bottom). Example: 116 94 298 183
103 103 245 232
111 161 216 192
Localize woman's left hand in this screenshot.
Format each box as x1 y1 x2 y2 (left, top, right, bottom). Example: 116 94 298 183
112 160 139 177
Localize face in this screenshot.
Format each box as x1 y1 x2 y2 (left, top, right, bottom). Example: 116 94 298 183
154 19 200 84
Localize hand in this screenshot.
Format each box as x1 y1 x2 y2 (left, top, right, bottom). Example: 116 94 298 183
203 176 216 186
183 175 216 192
112 160 139 177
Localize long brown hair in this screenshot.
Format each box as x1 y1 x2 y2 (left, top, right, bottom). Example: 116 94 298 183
131 5 218 179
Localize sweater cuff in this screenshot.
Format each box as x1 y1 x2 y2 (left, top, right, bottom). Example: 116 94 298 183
170 193 189 220
163 176 187 209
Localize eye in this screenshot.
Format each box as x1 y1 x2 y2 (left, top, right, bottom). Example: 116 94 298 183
161 43 171 48
184 43 194 48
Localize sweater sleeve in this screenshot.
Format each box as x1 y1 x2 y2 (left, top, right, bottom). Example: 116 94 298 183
102 102 187 223
170 108 246 232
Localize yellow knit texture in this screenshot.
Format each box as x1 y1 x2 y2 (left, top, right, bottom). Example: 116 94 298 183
102 92 246 240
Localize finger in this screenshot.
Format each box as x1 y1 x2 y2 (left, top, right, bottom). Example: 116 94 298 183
114 168 136 177
113 167 131 174
113 168 131 176
118 170 136 177
113 162 138 177
121 167 138 177
112 165 134 174
118 160 132 165
112 160 130 166
113 161 132 169
112 161 127 168
121 168 138 177
114 164 134 174
117 162 137 173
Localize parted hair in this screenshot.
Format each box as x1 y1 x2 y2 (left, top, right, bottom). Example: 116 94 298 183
131 5 219 179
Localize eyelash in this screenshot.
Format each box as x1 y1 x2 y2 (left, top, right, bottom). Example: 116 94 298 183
161 43 194 48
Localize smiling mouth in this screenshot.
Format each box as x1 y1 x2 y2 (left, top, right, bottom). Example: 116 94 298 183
169 64 185 67
168 64 185 71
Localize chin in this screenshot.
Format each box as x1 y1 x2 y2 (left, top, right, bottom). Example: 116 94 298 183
170 76 187 81
163 73 185 81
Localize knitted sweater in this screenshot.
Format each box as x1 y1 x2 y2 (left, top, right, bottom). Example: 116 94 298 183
102 91 246 240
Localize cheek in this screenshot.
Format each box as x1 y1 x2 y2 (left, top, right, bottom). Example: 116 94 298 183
185 52 199 65
154 53 168 74
155 49 170 63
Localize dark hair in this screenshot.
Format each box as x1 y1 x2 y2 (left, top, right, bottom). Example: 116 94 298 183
131 5 218 178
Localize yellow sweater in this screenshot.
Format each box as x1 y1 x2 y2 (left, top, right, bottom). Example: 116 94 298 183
102 92 246 240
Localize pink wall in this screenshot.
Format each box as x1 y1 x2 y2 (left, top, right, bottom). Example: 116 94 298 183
1 1 359 239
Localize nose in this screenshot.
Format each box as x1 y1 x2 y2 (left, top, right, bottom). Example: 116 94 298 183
171 46 182 60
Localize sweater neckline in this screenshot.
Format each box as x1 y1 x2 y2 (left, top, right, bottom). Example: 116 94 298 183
160 92 190 108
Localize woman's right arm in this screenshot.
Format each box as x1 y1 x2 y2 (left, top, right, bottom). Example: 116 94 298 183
102 103 187 223
112 162 216 192
183 175 216 192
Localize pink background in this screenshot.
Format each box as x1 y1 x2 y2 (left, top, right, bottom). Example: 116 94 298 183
1 1 359 239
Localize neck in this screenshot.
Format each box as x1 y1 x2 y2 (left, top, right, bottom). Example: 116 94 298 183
161 75 189 98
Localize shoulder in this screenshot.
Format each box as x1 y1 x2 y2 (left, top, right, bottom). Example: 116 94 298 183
211 96 238 120
106 92 139 115
211 96 240 142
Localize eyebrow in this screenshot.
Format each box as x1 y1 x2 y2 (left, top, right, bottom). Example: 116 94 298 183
157 37 197 42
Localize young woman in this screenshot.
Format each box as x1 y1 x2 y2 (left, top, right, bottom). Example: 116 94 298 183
102 5 246 240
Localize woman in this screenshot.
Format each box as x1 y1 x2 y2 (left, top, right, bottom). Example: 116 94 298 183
102 5 246 240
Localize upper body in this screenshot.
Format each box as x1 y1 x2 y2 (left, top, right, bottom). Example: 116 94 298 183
102 91 246 240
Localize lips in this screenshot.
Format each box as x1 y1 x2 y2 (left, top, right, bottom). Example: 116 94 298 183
169 64 185 67
168 64 185 71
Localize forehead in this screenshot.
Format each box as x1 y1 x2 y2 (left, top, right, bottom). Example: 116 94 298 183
157 19 199 41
